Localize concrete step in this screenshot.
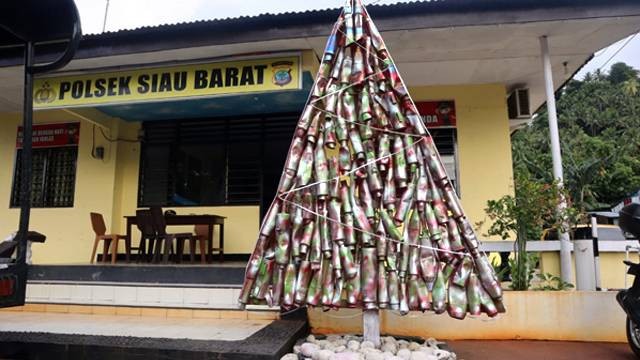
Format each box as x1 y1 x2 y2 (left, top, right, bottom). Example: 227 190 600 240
26 264 256 309
26 282 248 309
0 310 307 359
28 264 246 286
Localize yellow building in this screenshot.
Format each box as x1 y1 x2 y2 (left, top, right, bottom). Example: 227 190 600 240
0 0 637 286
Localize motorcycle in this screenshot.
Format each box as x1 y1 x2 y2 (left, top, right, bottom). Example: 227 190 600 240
617 203 640 357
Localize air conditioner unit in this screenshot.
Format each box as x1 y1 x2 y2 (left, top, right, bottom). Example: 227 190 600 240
507 88 531 120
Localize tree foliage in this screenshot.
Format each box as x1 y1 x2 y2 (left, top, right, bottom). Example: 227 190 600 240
482 173 577 290
513 62 640 210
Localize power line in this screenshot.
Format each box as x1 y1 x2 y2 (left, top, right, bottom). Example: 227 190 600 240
597 31 639 72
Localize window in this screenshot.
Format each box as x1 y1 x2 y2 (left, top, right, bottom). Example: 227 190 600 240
429 128 459 192
11 147 78 208
138 114 458 207
415 100 459 193
138 115 295 207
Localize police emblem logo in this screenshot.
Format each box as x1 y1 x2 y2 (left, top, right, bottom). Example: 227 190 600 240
271 61 293 87
34 82 57 104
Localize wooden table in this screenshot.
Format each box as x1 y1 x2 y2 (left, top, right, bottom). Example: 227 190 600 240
125 214 226 262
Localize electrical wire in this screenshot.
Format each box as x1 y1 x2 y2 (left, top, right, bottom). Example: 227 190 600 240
91 125 97 158
98 126 139 143
597 31 639 72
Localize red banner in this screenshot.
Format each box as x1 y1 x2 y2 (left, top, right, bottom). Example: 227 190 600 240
415 101 456 128
0 276 15 297
16 122 80 149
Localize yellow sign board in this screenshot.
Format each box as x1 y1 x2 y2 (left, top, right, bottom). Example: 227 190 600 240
33 55 301 109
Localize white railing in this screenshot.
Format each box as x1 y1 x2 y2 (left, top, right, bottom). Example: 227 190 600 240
479 240 639 253
480 239 639 290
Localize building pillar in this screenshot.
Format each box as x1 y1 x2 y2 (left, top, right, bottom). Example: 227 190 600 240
540 35 573 284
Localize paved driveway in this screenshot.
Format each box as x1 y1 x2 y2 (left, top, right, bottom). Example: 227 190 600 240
449 340 635 360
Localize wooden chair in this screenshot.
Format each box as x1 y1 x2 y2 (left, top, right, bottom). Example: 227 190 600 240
193 225 225 263
90 212 129 264
192 225 210 264
149 207 193 263
135 209 156 262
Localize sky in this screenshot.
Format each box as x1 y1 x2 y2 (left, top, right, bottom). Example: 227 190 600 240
75 0 640 80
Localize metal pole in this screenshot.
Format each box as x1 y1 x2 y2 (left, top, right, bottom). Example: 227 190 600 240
102 0 110 33
540 35 573 284
591 215 602 290
363 309 380 347
16 41 34 266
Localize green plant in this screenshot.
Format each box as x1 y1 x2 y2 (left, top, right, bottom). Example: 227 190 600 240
490 256 510 282
483 173 578 290
504 253 538 290
534 272 575 291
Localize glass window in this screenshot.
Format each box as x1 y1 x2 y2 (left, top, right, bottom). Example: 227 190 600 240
11 147 78 208
172 144 226 206
138 116 295 207
429 128 459 192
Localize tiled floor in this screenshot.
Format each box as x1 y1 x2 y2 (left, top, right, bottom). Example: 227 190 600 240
0 311 271 341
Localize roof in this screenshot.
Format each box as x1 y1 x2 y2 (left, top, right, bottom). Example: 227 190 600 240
79 0 637 39
1 0 639 66
0 0 638 120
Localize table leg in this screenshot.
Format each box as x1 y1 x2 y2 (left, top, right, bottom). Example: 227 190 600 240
162 236 172 263
102 239 110 263
124 237 131 263
126 218 132 254
219 223 224 263
207 224 213 263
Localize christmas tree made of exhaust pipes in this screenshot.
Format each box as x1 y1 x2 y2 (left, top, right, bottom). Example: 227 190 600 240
239 0 505 319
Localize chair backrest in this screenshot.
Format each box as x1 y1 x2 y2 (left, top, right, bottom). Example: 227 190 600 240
90 212 106 236
136 210 156 238
194 224 209 239
149 206 167 236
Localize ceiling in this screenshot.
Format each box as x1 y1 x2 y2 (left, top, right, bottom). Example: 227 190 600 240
0 15 638 127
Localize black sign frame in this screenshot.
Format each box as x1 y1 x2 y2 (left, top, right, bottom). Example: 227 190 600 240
0 263 27 307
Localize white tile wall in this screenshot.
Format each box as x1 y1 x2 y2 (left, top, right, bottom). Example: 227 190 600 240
70 286 92 302
49 285 72 301
208 288 236 308
184 288 210 306
26 284 50 301
159 287 183 305
91 286 115 303
24 283 265 310
137 287 161 305
114 286 137 304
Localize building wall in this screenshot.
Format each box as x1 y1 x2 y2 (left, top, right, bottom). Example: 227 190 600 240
408 84 514 238
0 109 119 264
0 52 514 263
106 121 262 255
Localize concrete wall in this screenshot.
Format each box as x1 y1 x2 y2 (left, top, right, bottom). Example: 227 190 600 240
308 291 626 343
541 251 636 290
